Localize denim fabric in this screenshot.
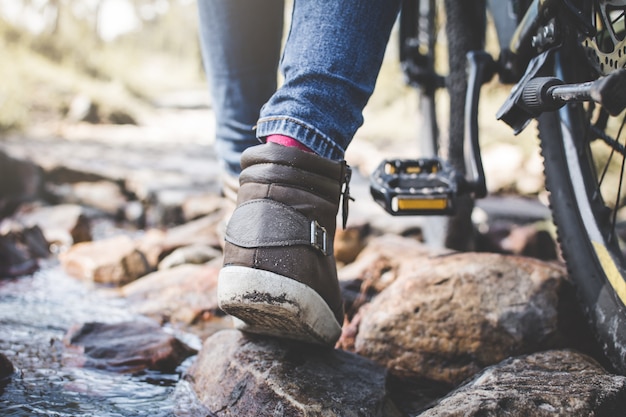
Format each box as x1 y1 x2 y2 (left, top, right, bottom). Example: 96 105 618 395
198 0 284 175
257 0 401 160
198 0 400 166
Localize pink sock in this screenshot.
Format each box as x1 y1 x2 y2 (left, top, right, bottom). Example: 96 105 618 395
266 135 312 153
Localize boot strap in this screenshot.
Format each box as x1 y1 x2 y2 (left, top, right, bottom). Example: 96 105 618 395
225 199 330 256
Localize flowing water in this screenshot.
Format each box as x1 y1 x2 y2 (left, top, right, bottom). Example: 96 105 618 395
0 260 208 416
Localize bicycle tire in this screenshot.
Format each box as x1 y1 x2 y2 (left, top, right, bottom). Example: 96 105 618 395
538 38 626 372
399 0 439 157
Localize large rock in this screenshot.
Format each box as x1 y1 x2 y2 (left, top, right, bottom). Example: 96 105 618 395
59 235 151 285
420 350 626 416
354 252 580 385
63 320 197 373
189 330 403 417
121 261 230 338
338 235 443 319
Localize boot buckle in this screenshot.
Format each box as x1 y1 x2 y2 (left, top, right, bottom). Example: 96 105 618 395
310 220 328 256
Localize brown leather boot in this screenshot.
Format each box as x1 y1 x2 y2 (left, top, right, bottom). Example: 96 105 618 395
218 143 351 346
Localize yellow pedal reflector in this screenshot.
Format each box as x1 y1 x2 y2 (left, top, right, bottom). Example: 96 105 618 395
393 197 448 211
405 166 423 174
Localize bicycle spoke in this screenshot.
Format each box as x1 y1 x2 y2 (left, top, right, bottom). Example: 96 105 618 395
591 125 626 155
586 102 626 242
608 115 626 242
593 105 615 200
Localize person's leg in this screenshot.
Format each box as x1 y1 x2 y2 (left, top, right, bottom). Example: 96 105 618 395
219 0 401 347
256 0 401 159
197 0 284 182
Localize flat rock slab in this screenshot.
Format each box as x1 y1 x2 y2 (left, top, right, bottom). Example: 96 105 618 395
189 330 404 417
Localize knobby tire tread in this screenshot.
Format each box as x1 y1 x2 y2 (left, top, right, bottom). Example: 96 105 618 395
538 66 626 374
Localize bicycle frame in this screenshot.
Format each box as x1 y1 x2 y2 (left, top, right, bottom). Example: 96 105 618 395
402 0 594 83
398 0 598 196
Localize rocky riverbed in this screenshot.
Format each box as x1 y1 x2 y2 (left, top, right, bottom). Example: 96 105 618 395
1 118 625 416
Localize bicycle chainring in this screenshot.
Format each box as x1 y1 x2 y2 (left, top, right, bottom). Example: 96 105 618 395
582 0 626 75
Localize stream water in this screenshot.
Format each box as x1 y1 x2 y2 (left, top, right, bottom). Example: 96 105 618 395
0 260 208 416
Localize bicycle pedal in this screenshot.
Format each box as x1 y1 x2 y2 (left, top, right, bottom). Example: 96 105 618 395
370 158 461 215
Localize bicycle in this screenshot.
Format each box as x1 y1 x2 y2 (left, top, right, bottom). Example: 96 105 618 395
370 0 626 373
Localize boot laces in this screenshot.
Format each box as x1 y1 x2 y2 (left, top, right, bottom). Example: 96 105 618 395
341 163 354 229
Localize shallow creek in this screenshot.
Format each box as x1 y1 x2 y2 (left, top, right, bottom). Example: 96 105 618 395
0 261 208 416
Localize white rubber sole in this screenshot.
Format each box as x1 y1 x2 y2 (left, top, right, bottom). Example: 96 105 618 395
218 265 342 346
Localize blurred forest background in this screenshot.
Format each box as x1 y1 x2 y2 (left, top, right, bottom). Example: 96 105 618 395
0 0 206 133
0 0 525 163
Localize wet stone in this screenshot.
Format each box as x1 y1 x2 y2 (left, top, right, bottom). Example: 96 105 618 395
421 350 626 416
0 231 40 278
0 150 42 218
8 203 93 249
0 352 14 378
189 330 404 417
121 261 230 339
59 234 151 285
0 352 14 397
16 225 51 259
63 320 197 373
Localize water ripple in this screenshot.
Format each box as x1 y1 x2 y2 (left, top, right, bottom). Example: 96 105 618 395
0 262 207 416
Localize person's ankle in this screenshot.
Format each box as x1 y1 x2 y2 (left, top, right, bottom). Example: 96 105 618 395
266 135 313 153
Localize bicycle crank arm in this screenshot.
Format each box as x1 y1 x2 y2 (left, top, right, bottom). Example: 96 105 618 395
521 69 626 116
463 50 497 199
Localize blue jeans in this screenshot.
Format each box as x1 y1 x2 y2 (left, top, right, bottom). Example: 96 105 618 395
198 0 400 173
198 0 284 176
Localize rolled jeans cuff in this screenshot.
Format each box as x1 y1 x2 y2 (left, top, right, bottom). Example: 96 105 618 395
256 116 346 161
